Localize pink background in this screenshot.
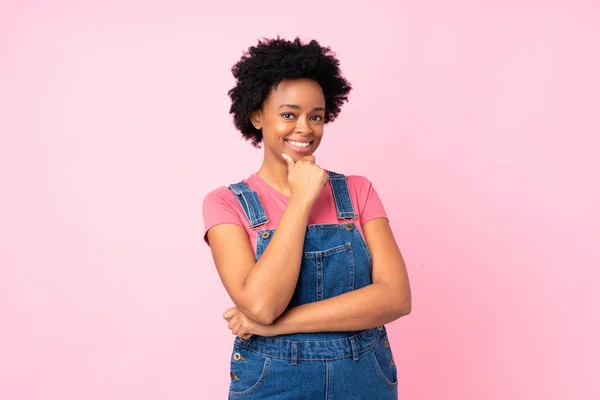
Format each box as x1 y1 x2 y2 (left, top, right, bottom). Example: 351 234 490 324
2 1 599 399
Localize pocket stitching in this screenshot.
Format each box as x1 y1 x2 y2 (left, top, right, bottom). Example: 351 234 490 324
369 346 398 387
303 242 351 257
353 225 373 265
229 353 272 396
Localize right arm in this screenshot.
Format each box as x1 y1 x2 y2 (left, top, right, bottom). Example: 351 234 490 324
207 196 311 325
206 155 327 324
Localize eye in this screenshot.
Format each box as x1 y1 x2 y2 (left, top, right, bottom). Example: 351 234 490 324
281 113 295 119
311 115 324 122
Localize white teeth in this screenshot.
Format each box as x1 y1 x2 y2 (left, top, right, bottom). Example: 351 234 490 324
287 140 310 147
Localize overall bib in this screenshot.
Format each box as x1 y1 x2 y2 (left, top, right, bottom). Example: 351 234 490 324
226 171 398 399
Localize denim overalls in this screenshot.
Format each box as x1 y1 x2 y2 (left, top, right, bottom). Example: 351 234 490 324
226 171 398 399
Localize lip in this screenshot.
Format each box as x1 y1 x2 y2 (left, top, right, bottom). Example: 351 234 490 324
285 138 312 143
285 139 313 153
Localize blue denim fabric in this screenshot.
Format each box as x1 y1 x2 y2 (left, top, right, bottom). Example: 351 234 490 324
226 171 398 399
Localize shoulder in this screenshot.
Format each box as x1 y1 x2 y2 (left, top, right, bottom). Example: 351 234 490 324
328 172 374 192
201 184 247 244
345 174 376 200
345 174 372 186
326 171 376 200
202 180 247 214
202 185 235 206
202 175 253 201
327 171 382 205
326 170 370 183
327 170 371 191
337 173 388 221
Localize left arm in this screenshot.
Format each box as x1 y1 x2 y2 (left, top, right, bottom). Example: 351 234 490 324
224 218 411 337
272 217 411 334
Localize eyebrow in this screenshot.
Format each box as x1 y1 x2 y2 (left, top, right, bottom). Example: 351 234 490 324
278 104 325 111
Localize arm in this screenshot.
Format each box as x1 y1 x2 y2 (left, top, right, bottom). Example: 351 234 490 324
208 155 328 325
269 217 411 334
207 196 311 325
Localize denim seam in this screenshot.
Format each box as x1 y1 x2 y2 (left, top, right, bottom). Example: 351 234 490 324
228 356 272 396
306 224 357 230
235 329 381 345
326 360 332 399
233 331 384 361
316 253 323 301
231 345 380 362
303 242 351 257
228 183 268 229
370 349 399 387
352 227 373 265
349 246 355 291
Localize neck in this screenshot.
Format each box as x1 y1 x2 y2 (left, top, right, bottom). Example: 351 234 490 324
256 152 291 196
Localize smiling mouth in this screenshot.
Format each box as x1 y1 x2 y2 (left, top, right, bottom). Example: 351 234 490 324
284 139 313 148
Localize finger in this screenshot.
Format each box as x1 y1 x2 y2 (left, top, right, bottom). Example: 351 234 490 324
227 314 238 330
300 155 316 164
282 153 295 170
237 326 250 338
222 308 235 319
232 321 242 336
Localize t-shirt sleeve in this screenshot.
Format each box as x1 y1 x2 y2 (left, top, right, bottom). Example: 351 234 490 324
202 187 244 246
355 176 388 225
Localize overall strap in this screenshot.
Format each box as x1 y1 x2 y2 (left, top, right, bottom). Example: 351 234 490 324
327 171 358 220
228 181 269 229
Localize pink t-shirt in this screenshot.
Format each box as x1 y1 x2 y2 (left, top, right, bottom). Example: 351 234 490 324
202 173 388 254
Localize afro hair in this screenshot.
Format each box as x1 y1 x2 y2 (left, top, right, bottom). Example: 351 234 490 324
227 37 352 147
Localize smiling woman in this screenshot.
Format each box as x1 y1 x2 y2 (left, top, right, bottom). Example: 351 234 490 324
202 37 411 399
252 78 326 158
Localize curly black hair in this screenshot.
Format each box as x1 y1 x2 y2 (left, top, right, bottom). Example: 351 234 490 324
228 36 352 147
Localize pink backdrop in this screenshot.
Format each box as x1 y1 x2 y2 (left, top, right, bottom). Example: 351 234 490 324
2 1 599 399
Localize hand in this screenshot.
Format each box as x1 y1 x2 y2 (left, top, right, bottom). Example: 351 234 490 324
282 153 328 206
223 307 278 339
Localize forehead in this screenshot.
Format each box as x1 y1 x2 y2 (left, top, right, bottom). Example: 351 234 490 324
265 78 325 106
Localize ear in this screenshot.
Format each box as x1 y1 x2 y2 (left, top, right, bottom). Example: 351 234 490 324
250 109 263 130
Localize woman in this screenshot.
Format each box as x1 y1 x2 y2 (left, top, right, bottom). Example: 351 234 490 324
202 37 411 399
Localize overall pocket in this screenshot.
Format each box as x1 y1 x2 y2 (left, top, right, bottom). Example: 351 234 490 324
320 242 355 299
229 345 271 397
291 243 356 306
369 334 399 387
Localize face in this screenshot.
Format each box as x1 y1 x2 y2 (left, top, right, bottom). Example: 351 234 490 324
251 78 326 162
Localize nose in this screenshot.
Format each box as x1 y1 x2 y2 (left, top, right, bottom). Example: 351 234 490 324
294 115 313 134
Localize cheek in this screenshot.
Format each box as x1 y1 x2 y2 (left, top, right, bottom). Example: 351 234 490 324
270 123 294 138
314 128 325 139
